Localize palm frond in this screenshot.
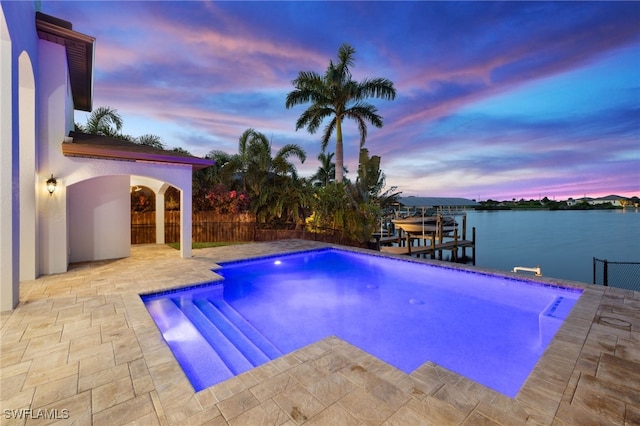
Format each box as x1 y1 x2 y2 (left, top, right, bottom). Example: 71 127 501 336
357 78 397 101
276 144 307 164
345 104 383 128
295 105 333 133
85 106 123 137
321 118 337 152
137 134 165 150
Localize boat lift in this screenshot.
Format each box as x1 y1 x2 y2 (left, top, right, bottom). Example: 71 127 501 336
378 197 478 263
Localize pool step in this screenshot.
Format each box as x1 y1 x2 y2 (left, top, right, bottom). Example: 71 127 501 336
174 298 255 375
145 298 234 391
541 296 574 320
208 299 283 359
538 296 573 347
193 299 279 369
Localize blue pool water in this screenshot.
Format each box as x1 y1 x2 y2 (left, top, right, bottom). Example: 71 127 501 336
142 248 582 396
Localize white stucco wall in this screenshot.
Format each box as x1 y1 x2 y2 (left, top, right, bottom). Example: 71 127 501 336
37 38 69 275
19 51 37 281
68 175 131 263
0 3 18 311
1 2 195 310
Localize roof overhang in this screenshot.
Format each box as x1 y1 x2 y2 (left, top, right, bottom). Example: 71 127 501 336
36 12 95 112
62 132 215 170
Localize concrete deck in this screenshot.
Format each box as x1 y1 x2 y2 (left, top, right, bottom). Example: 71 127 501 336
1 241 638 425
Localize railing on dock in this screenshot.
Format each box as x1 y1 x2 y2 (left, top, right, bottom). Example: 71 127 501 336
593 258 640 291
436 206 469 216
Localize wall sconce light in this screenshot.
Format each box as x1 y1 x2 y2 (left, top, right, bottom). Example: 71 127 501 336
46 174 57 195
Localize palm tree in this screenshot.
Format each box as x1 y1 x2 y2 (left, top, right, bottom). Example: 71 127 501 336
243 131 307 197
229 129 307 226
204 150 237 188
345 148 401 242
226 129 269 192
81 106 124 137
311 152 336 187
285 43 396 183
137 134 166 150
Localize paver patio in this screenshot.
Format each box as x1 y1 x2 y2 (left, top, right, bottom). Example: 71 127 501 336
1 241 638 425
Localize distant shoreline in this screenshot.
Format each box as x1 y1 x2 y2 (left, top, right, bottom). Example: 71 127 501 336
474 205 629 211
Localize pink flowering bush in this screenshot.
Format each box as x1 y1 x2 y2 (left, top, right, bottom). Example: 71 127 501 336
203 184 251 214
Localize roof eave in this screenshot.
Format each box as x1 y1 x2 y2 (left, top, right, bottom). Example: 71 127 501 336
61 142 215 170
36 12 95 112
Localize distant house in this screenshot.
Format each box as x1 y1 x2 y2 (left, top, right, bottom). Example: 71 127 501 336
1 3 213 311
587 195 627 207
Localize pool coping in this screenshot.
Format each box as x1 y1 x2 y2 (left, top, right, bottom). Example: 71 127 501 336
1 240 637 425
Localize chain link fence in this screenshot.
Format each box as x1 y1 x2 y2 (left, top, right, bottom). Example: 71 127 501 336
593 258 640 291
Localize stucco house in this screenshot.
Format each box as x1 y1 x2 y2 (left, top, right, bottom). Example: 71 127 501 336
570 195 630 207
586 195 626 207
1 2 213 311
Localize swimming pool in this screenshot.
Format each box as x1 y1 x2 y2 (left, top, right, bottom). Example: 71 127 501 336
142 248 582 397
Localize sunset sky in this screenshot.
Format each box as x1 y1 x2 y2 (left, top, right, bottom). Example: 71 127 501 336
41 1 640 201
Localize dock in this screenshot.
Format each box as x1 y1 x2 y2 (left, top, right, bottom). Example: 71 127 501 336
375 208 476 264
379 229 476 263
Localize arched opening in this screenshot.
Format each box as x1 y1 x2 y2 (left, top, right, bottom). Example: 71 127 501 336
19 51 37 281
164 185 181 244
128 182 185 246
128 176 187 251
130 185 156 244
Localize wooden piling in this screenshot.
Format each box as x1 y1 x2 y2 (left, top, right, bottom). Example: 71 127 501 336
472 226 476 265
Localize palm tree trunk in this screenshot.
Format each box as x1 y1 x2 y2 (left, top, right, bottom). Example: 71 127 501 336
335 117 344 183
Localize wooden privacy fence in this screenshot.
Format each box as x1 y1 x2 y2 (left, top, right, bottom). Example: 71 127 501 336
131 211 367 247
167 211 255 243
131 211 255 244
131 211 156 244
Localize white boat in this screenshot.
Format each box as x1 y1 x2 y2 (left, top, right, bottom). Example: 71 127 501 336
392 215 458 235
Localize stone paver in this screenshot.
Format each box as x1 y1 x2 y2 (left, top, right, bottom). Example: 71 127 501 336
1 241 638 425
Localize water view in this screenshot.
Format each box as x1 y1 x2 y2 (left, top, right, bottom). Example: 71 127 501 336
463 209 640 284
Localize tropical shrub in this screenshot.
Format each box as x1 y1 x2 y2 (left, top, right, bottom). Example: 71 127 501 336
202 184 251 214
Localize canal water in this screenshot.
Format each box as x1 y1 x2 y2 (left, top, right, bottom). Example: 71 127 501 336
462 209 640 284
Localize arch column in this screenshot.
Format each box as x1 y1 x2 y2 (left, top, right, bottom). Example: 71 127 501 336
180 187 192 259
155 187 165 244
